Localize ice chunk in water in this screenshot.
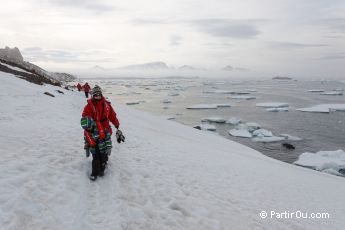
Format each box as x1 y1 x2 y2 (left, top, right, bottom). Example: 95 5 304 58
294 150 345 176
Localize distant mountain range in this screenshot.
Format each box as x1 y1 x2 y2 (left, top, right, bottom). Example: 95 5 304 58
0 46 76 85
116 62 246 72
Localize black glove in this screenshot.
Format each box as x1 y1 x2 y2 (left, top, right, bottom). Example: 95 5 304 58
116 129 125 143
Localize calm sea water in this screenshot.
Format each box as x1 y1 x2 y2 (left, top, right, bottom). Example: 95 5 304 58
89 78 345 164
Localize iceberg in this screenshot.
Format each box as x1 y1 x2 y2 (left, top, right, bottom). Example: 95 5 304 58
320 91 343 96
252 129 273 137
296 104 345 113
252 136 285 143
294 150 345 176
187 104 218 109
307 89 324 93
228 129 252 138
201 117 226 123
279 134 302 141
126 100 145 105
266 107 289 112
200 123 217 131
256 102 289 108
187 104 231 109
229 95 256 100
226 117 241 125
245 122 261 132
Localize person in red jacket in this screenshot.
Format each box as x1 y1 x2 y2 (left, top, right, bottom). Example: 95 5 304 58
81 85 125 181
83 82 91 98
76 83 82 91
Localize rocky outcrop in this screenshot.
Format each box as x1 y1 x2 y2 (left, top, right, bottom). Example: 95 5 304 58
0 46 77 86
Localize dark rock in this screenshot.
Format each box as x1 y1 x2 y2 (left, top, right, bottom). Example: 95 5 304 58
44 92 55 97
282 143 295 149
56 90 64 94
193 125 201 130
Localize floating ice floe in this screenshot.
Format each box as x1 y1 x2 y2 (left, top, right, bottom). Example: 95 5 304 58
162 99 172 104
214 90 234 94
201 117 226 123
126 100 145 105
320 91 343 96
279 134 302 141
245 122 261 132
231 91 250 95
307 89 325 93
334 88 344 91
296 104 345 113
168 92 180 96
294 150 345 176
186 104 231 109
226 117 241 125
266 107 289 112
200 123 216 131
229 95 256 100
252 129 273 137
256 102 289 108
228 129 252 138
215 104 231 108
252 136 285 143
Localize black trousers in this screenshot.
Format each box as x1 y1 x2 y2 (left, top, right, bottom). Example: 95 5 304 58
85 92 89 98
91 147 108 176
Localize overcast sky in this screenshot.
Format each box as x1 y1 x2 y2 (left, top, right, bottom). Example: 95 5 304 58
1 0 345 78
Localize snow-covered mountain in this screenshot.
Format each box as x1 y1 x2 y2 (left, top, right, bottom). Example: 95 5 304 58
119 61 170 70
223 65 249 72
0 46 76 85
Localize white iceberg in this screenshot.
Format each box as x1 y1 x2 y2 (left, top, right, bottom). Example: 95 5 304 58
201 117 226 123
187 104 218 109
320 91 343 96
229 95 256 100
252 129 273 137
252 136 285 143
266 107 289 112
297 104 345 113
279 134 302 141
187 104 231 109
226 117 241 125
228 129 252 138
256 102 289 108
162 99 172 103
200 123 216 131
126 100 145 105
245 122 261 132
168 92 180 96
215 104 231 108
294 150 345 176
307 89 324 93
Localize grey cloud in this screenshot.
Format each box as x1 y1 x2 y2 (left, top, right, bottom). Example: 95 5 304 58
203 42 233 48
170 35 182 46
269 42 328 49
190 19 261 39
40 0 115 13
22 47 115 63
312 18 345 33
320 52 345 60
131 18 169 25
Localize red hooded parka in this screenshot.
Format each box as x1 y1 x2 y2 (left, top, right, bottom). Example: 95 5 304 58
82 97 120 135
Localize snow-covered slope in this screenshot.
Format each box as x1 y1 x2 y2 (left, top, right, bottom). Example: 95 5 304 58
1 73 344 230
